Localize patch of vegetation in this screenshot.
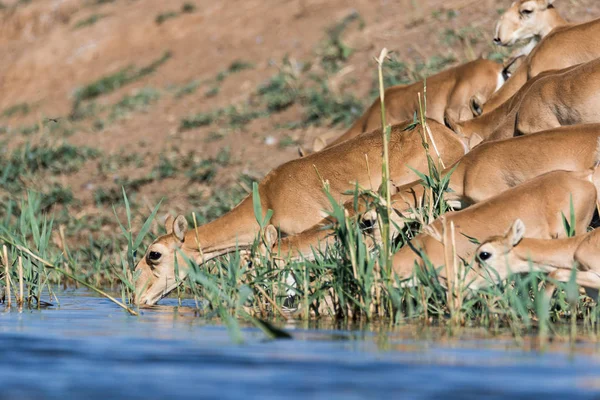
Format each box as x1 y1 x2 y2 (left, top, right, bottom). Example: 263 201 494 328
205 131 225 142
180 106 264 131
15 123 40 136
204 86 219 98
155 11 179 25
97 152 145 176
180 112 216 131
109 87 161 120
2 102 30 118
278 135 299 149
73 13 108 29
40 184 75 211
155 3 197 25
318 11 364 73
257 69 299 112
0 142 100 191
181 2 196 13
174 80 201 98
71 51 171 115
301 80 363 127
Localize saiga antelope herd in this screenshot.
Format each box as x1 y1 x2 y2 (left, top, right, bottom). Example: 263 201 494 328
134 0 600 307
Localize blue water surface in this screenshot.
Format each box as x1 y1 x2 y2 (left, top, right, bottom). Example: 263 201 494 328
2 290 600 400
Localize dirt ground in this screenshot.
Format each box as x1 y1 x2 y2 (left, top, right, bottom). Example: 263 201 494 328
1 0 598 242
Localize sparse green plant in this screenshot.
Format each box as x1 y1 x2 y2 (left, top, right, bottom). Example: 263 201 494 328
155 11 179 25
318 11 364 73
2 102 30 117
73 13 108 29
204 87 220 98
174 80 201 98
181 2 196 13
109 87 161 120
180 111 215 131
71 51 171 116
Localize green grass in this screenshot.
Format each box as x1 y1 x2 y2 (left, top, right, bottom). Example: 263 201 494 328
0 142 100 191
71 51 171 115
174 80 201 98
318 11 364 74
2 102 30 118
155 3 196 24
155 11 179 25
73 13 108 29
109 87 161 120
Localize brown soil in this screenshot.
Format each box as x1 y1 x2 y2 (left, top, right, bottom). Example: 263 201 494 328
1 0 598 237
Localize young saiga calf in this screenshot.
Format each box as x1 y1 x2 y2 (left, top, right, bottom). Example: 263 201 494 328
472 221 600 299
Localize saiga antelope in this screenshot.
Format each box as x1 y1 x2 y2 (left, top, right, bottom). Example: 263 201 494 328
482 10 600 114
313 59 506 150
274 126 600 260
134 120 467 305
392 170 599 286
449 59 600 141
472 221 600 299
493 0 568 57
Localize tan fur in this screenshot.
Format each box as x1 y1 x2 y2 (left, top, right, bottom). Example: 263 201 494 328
392 170 599 285
449 61 598 141
315 59 504 150
482 16 600 114
394 124 600 214
279 126 600 261
493 0 566 50
470 223 600 297
134 120 467 305
515 59 600 134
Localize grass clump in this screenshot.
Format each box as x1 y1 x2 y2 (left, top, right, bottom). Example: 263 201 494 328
2 102 31 118
180 112 215 131
0 142 100 191
174 80 201 98
73 13 108 29
258 69 299 112
71 51 171 113
109 87 161 120
318 11 364 73
155 3 197 24
301 80 363 127
155 11 179 25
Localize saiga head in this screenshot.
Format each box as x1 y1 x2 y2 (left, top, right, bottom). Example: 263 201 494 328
134 215 192 306
493 0 556 46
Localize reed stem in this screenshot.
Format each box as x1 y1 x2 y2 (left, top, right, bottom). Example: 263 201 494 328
3 245 10 308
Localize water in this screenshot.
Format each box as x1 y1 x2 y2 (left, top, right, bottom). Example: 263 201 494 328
2 291 600 399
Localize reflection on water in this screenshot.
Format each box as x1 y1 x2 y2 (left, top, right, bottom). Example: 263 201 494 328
1 290 600 399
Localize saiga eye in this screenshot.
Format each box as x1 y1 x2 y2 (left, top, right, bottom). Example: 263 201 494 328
148 251 162 262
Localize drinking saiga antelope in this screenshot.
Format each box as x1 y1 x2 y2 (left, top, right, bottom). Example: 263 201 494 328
471 221 600 299
273 126 600 260
134 120 467 305
392 169 600 287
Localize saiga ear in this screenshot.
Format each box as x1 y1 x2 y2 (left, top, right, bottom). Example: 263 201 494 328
164 215 175 234
508 219 526 247
173 215 188 242
263 225 278 249
312 137 327 152
469 95 484 117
